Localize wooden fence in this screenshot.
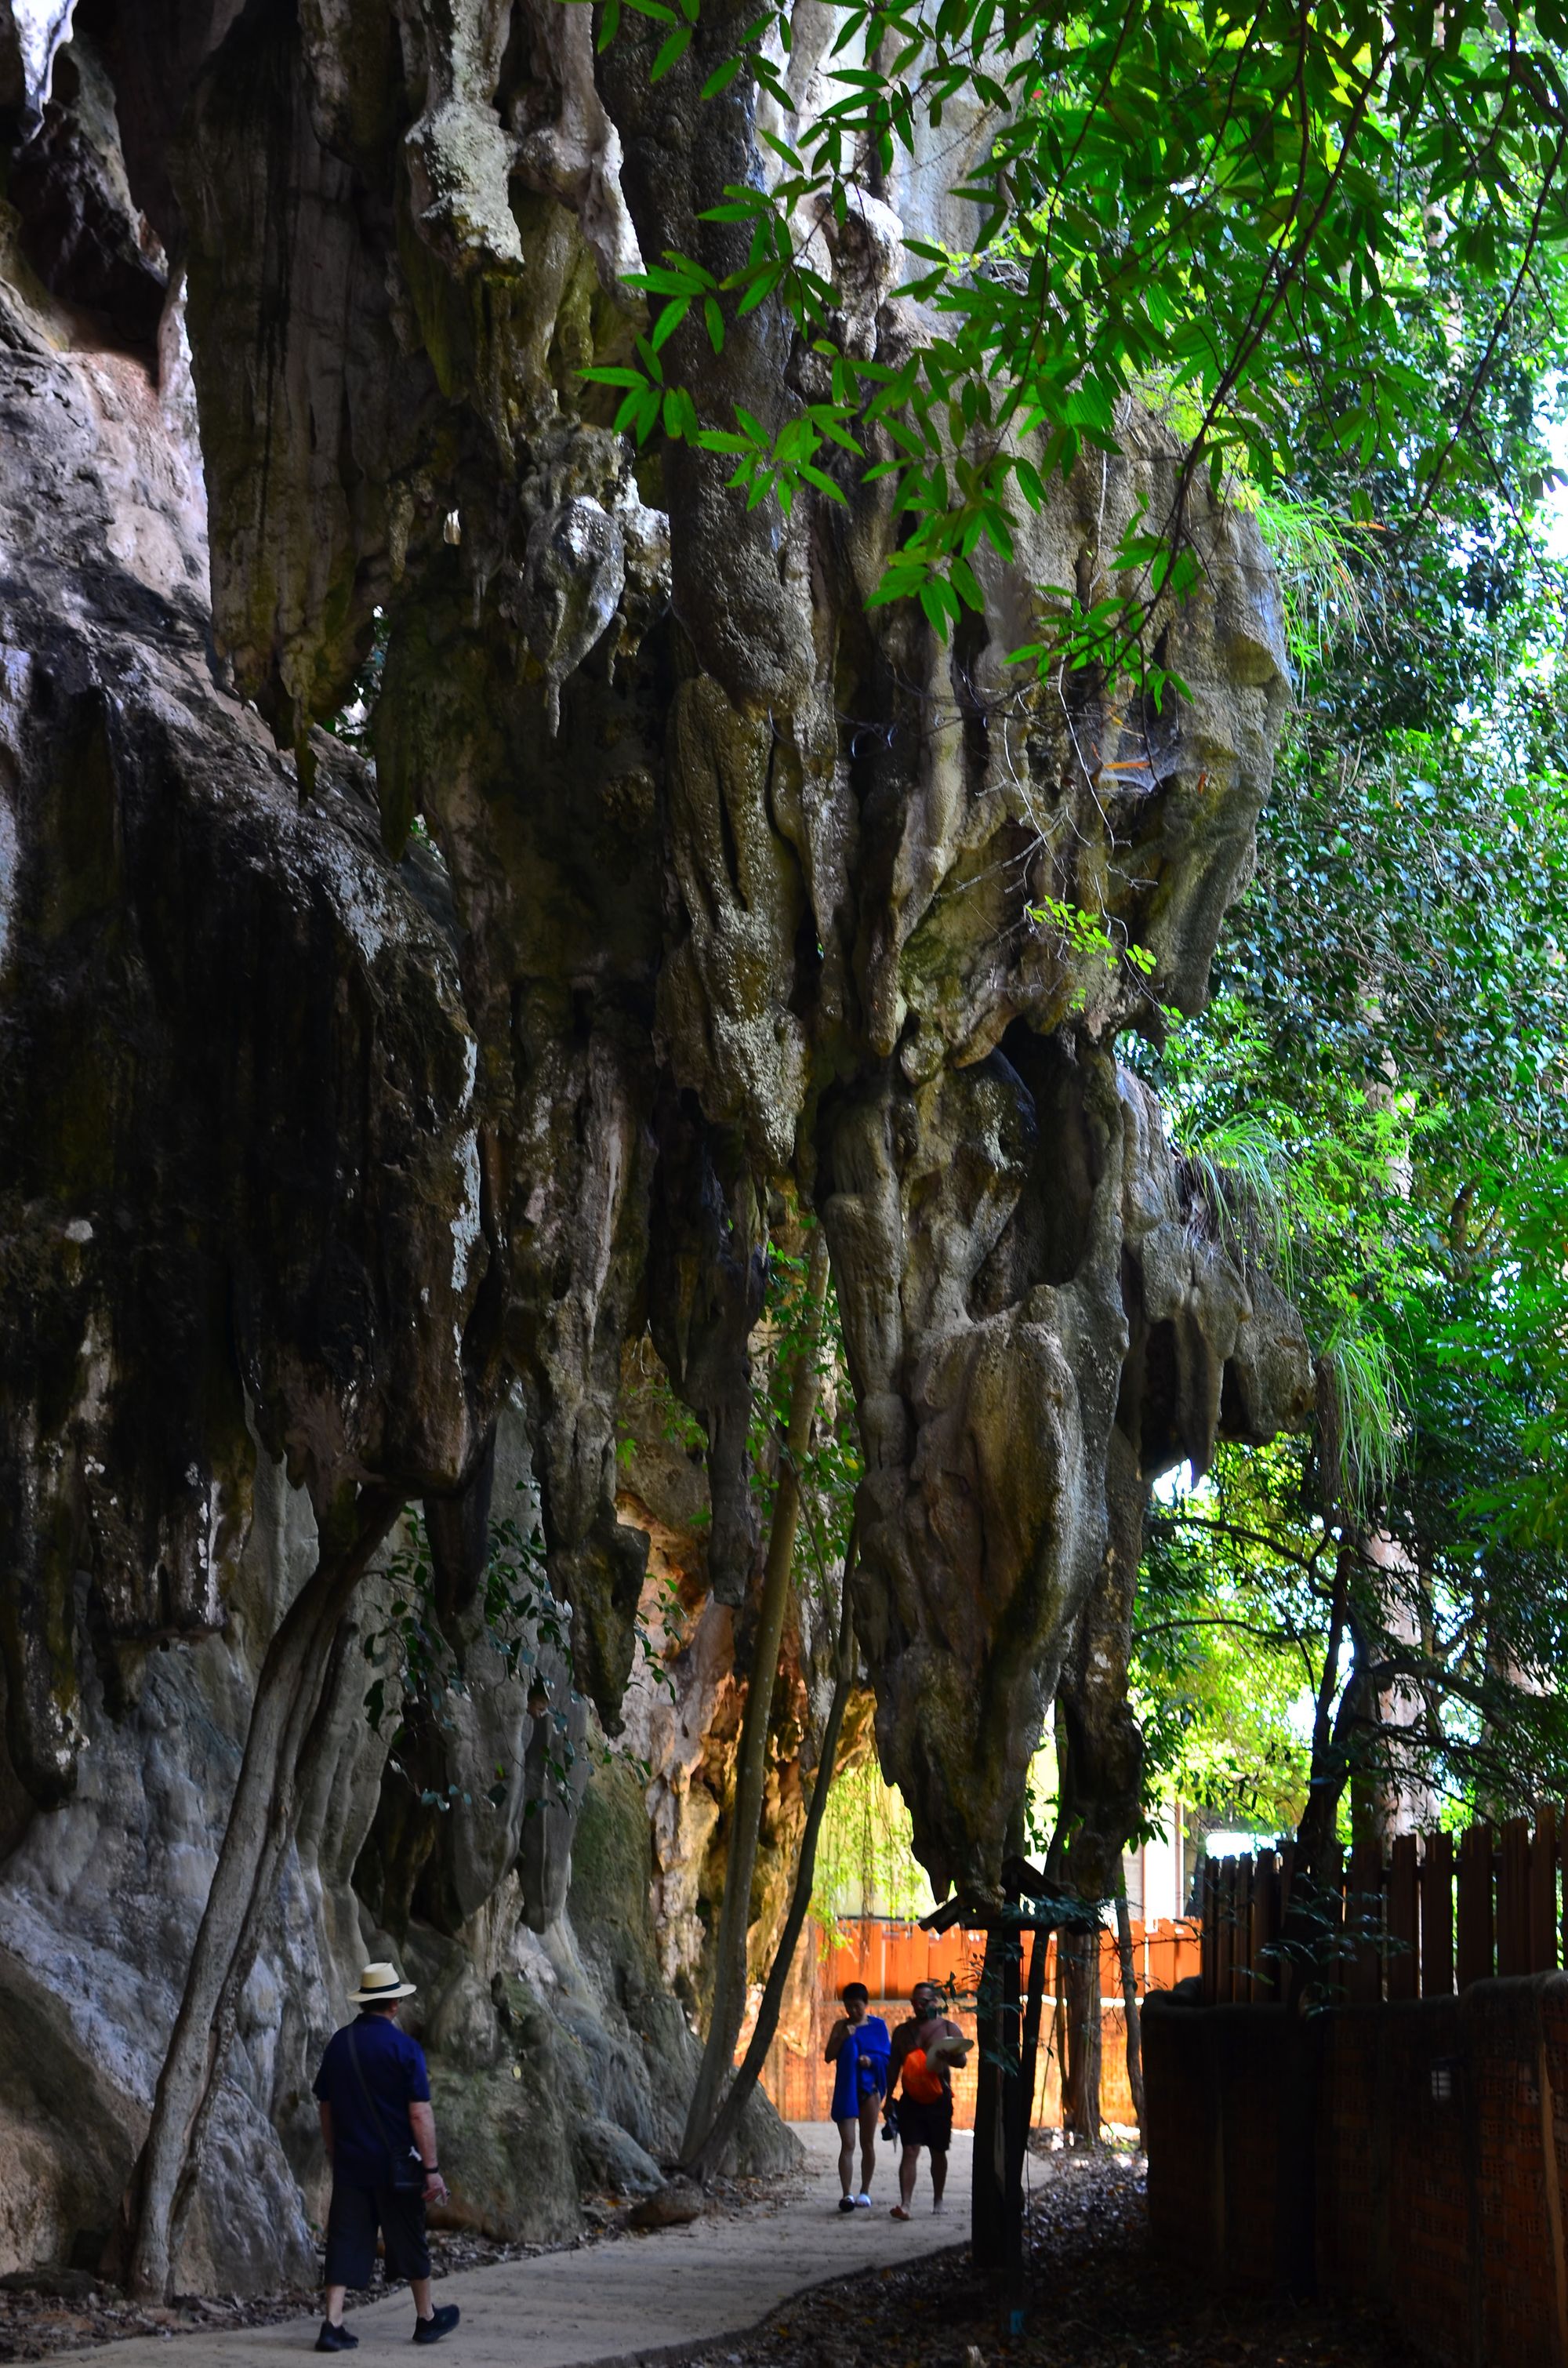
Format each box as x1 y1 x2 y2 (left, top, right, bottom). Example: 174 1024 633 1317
748 1912 1201 2130
818 1911 1200 2008
1200 1807 1565 2004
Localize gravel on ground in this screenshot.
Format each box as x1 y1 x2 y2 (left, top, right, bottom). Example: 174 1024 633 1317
656 2145 1421 2368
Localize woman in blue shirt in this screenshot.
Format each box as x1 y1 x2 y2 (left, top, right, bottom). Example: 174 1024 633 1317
823 1981 890 2212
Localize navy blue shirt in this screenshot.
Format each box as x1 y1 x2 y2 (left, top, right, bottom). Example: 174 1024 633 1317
314 2012 431 2190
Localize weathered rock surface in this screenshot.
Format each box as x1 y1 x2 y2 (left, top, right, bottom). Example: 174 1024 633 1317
0 0 1308 2295
0 205 786 2287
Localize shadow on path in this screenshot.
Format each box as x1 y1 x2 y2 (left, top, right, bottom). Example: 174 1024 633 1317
50 2126 971 2366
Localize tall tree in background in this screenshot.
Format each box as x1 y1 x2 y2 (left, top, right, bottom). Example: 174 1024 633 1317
1130 230 1568 1869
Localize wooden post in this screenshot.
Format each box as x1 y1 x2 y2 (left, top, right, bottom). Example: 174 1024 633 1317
971 1921 1012 2271
1421 1830 1454 1998
1000 1918 1026 2293
1316 1844 1345 2004
1387 1832 1419 2003
1232 1857 1254 2003
1252 1851 1281 2000
1019 1923 1048 2129
1050 1954 1067 2130
1007 1924 1048 2291
1346 1838 1383 2004
1200 1858 1219 2004
1498 1816 1532 1978
1538 2031 1568 2368
1456 1821 1494 1992
1531 1807 1559 1975
1214 1858 1236 2003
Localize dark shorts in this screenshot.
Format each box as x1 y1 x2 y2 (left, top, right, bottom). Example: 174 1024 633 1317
323 2182 430 2290
896 2094 953 2153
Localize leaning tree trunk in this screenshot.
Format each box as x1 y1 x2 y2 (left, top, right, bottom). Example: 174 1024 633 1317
167 1606 361 2272
116 1484 400 2298
686 1519 857 2181
680 1228 830 2165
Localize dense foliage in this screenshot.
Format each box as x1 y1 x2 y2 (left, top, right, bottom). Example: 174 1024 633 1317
593 0 1568 683
1131 383 1568 1849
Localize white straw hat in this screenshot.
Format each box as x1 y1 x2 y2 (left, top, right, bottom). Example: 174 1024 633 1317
350 1960 416 2005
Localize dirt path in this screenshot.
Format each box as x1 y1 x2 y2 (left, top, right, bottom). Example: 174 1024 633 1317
49 2127 971 2366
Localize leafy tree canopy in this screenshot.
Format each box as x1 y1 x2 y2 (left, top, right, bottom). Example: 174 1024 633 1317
590 0 1568 673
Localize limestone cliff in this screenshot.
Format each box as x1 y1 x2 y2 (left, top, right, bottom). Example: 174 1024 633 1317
0 0 1309 2296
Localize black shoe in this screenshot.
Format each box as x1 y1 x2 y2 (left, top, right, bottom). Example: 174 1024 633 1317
316 2324 359 2353
413 2303 460 2345
837 2195 856 2214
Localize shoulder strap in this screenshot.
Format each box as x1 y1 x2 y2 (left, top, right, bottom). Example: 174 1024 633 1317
345 2022 403 2184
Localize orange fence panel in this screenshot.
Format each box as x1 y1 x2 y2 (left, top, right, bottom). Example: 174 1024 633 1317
747 1912 1199 2135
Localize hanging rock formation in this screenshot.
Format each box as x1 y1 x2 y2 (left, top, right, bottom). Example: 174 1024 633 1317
0 0 1309 2292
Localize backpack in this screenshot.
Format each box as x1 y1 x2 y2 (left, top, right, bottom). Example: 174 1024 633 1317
902 2045 945 2105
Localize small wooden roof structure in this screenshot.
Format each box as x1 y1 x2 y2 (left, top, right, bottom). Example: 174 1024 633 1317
919 1854 1105 1935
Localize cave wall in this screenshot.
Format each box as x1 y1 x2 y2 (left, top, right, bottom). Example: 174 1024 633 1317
0 0 1312 2290
0 189 789 2285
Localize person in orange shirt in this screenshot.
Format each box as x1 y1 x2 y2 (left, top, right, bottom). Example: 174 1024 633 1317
887 1981 967 2219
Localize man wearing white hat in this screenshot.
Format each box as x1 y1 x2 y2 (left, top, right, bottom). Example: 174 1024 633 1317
310 1960 459 2352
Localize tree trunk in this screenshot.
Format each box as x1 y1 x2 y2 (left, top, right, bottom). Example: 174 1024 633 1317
1294 1537 1376 1887
1353 1531 1439 1846
1114 1876 1145 2144
1061 1926 1102 2146
680 1227 830 2163
1049 1430 1141 2155
685 1518 856 2181
116 1484 400 2297
971 1922 1015 2267
1054 1428 1146 1899
1050 1981 1069 2131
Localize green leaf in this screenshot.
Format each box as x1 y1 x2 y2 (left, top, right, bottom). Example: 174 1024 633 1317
949 554 985 612
649 296 690 351
700 55 745 99
800 462 848 503
918 581 951 639
649 21 691 78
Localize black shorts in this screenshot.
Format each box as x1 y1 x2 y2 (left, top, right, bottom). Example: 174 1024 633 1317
896 2094 953 2153
323 2182 430 2290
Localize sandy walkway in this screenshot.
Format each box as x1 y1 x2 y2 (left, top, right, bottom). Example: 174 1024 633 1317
58 2126 971 2367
